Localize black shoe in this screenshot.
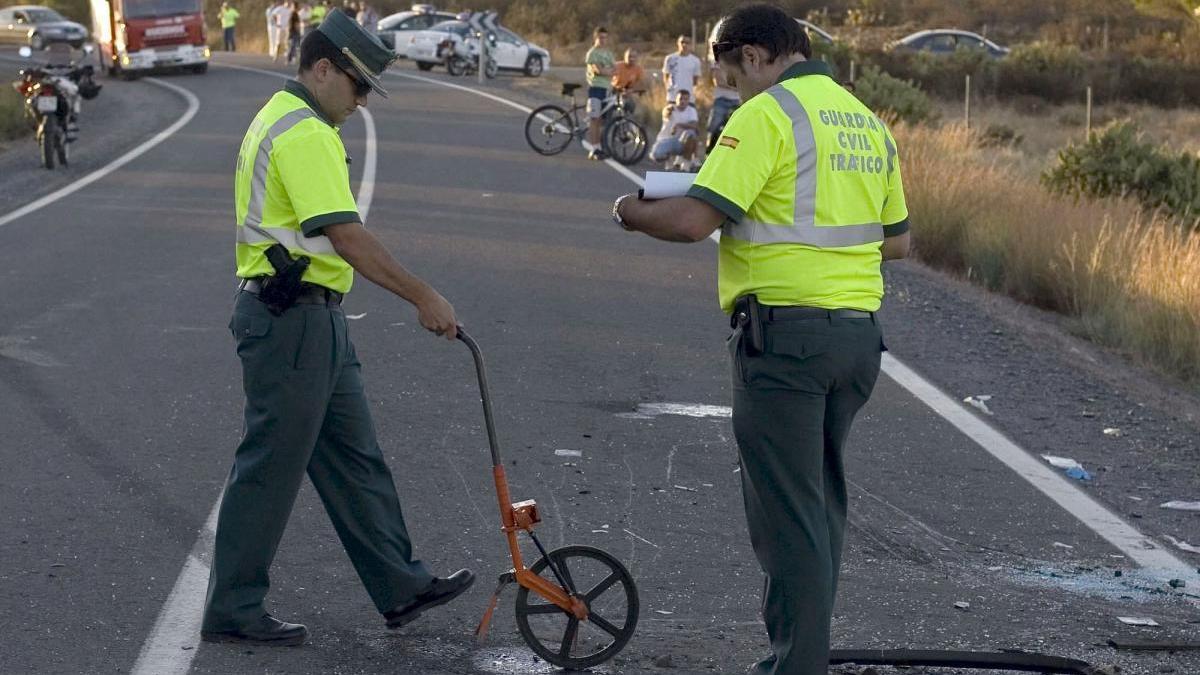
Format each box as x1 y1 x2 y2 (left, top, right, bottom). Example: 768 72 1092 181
384 569 476 629
200 614 308 646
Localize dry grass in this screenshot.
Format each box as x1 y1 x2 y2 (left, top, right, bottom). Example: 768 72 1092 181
898 123 1200 383
0 85 30 147
936 97 1200 178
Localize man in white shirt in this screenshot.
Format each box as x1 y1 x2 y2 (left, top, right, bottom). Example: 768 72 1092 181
269 0 291 61
265 1 280 59
649 89 700 171
661 35 702 100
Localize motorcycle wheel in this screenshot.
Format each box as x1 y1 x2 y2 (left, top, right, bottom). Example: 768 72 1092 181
446 56 465 77
55 122 69 167
485 58 498 79
39 122 56 170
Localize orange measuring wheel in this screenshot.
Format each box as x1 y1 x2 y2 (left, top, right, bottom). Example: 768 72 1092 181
457 330 639 670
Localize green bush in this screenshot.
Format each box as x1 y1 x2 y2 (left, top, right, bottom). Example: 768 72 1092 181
1042 121 1200 225
996 41 1087 103
852 65 938 125
0 86 29 144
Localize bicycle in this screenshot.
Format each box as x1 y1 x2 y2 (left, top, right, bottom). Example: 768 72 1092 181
523 83 648 166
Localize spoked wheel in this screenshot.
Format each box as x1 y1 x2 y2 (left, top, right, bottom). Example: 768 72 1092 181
602 116 648 166
515 545 638 671
524 104 575 156
484 57 498 79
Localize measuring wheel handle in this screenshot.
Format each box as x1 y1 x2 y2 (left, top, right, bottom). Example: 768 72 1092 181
456 330 639 669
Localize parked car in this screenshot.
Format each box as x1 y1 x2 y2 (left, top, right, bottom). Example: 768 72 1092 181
707 16 835 54
0 5 88 50
376 5 455 56
890 29 1010 58
408 20 550 76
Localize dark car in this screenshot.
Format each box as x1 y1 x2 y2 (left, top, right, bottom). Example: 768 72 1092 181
891 29 1010 58
0 5 88 50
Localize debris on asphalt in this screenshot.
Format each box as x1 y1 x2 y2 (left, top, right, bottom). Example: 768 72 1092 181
1108 637 1200 651
654 610 674 615
346 313 367 320
1117 616 1160 626
1053 542 1075 549
1168 579 1187 589
1041 455 1092 481
653 654 675 668
554 448 582 457
590 529 608 534
1160 501 1200 512
963 395 993 415
1165 536 1200 554
1103 427 1123 436
673 485 698 492
623 528 659 548
954 601 971 611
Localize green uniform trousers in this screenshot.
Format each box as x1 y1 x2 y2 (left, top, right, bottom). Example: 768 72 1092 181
727 315 883 675
202 291 434 631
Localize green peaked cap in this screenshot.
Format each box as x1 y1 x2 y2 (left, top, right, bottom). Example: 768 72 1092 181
317 8 397 97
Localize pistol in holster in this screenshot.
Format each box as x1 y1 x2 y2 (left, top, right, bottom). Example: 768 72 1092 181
731 294 765 357
258 244 311 316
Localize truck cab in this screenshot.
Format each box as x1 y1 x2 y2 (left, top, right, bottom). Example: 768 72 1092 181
90 0 209 77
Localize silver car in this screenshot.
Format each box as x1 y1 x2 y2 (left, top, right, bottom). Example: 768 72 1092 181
376 7 456 58
0 5 88 50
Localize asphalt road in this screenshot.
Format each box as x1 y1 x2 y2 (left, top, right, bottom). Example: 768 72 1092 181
0 48 1197 675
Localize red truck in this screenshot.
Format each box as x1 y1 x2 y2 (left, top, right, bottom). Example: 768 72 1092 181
89 0 209 77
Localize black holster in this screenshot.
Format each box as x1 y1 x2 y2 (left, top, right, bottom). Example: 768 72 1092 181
732 294 765 357
257 244 311 316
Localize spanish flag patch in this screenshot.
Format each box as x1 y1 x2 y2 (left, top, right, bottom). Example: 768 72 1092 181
719 136 740 149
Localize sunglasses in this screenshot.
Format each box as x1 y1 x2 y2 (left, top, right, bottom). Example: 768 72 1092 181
711 41 740 61
336 63 371 97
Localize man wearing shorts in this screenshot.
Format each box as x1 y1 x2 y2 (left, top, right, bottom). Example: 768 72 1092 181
650 89 699 171
584 26 615 160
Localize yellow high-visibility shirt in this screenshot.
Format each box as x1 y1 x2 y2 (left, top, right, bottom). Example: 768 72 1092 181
234 80 359 293
688 60 909 313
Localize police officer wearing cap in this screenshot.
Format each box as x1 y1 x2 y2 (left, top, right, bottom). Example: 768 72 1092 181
612 4 911 673
201 9 474 646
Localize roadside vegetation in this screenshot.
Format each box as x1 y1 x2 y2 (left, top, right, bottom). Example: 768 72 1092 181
898 123 1200 383
0 86 29 147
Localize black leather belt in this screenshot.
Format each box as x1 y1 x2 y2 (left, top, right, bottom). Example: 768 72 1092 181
238 277 343 305
766 306 874 321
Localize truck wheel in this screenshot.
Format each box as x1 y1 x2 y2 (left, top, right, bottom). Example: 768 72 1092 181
417 61 434 71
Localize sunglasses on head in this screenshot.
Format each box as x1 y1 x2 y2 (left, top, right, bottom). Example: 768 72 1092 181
711 41 740 61
336 63 371 97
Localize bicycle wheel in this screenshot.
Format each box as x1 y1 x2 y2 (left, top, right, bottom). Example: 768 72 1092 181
602 116 648 166
524 104 575 156
514 545 638 671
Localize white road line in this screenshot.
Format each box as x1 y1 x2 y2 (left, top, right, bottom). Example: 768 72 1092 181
395 71 1193 579
128 65 379 675
0 77 200 229
128 498 220 675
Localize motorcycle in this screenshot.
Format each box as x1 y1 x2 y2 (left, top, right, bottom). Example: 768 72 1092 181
12 44 102 169
438 33 497 79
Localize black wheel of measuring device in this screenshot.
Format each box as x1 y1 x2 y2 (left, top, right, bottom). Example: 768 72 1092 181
515 545 639 671
524 104 575 156
602 116 648 166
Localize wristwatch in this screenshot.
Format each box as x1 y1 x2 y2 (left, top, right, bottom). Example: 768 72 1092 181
612 194 634 231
